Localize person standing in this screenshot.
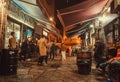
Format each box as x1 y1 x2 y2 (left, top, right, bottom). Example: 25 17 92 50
61 43 66 61
20 39 28 61
46 39 52 61
8 32 17 49
94 40 106 68
38 36 47 65
50 42 56 61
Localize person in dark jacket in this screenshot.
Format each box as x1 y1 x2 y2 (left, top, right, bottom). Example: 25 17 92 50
94 40 106 68
50 42 56 60
20 39 28 61
27 37 35 59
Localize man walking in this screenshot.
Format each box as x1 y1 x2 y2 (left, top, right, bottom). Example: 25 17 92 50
38 36 47 65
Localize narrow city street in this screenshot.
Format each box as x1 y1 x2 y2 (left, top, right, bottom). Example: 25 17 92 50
0 56 104 82
1 0 120 82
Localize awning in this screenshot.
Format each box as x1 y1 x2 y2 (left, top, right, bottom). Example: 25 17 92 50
102 14 118 28
59 0 100 14
57 0 112 27
11 0 59 36
66 22 91 37
66 13 118 38
103 14 118 35
11 0 48 22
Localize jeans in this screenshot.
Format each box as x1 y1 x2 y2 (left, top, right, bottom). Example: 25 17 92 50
38 56 47 65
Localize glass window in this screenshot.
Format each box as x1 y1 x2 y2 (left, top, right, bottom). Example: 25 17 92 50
14 23 20 40
5 21 14 48
5 21 21 48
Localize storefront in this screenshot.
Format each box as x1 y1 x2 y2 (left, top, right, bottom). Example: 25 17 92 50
34 23 43 39
5 19 21 48
103 14 118 47
4 0 35 48
97 14 119 57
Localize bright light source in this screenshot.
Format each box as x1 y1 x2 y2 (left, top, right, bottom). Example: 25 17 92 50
107 7 111 12
105 7 111 13
49 17 53 21
98 16 103 21
43 30 48 36
98 15 107 23
90 24 94 28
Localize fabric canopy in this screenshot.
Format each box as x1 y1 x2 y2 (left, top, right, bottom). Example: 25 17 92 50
102 14 118 28
58 0 111 27
66 22 91 37
66 14 118 38
103 14 118 35
59 0 101 14
11 0 48 22
11 0 58 36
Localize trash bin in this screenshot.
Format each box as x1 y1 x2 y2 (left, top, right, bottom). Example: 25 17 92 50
77 51 92 74
0 49 18 75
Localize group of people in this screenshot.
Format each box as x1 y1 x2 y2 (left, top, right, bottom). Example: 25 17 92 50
37 35 59 66
8 32 59 65
8 32 37 61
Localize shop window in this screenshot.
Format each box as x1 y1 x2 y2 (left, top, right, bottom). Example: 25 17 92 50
5 21 21 48
14 23 20 40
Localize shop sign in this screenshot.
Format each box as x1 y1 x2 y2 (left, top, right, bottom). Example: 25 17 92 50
6 2 34 29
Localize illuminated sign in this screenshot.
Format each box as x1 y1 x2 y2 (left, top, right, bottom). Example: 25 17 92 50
43 30 48 36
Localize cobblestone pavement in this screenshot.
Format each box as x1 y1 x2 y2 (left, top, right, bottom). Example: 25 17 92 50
0 56 105 82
